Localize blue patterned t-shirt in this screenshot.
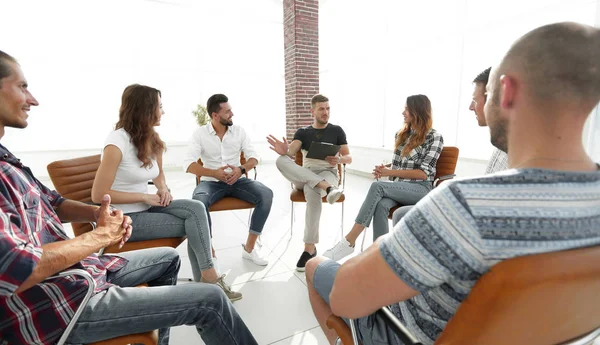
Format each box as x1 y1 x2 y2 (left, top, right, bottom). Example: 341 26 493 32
379 167 600 345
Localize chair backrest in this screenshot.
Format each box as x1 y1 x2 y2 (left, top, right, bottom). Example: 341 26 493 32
195 152 247 185
434 146 459 184
47 155 101 236
294 151 343 183
435 245 600 345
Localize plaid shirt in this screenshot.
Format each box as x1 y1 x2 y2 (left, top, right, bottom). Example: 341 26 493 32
0 144 127 345
485 148 509 174
391 128 444 182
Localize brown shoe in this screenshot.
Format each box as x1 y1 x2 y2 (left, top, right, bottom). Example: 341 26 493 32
201 274 243 302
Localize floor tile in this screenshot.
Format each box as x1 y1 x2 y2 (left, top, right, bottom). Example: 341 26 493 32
230 271 319 345
268 326 329 345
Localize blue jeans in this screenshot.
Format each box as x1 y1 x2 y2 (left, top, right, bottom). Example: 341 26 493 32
66 248 257 345
192 177 273 236
313 259 405 345
126 199 213 282
355 181 432 241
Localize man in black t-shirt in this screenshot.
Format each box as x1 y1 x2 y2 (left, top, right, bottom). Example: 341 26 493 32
267 94 352 271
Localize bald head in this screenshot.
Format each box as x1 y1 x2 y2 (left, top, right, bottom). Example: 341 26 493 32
496 22 600 110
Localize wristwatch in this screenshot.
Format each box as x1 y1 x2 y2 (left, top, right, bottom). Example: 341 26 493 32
239 166 246 175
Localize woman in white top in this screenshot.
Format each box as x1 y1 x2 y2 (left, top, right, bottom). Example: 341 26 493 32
92 84 241 301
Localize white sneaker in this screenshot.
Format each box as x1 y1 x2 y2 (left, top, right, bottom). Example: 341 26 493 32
242 245 269 266
326 187 344 204
323 238 354 261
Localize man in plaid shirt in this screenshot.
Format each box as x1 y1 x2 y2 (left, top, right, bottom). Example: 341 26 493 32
0 51 257 345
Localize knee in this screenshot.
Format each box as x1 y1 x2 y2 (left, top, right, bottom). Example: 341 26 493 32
369 181 384 194
276 155 290 171
260 186 273 205
192 191 210 205
305 256 328 287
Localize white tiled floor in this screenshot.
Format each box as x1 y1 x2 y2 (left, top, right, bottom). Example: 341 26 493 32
164 163 375 345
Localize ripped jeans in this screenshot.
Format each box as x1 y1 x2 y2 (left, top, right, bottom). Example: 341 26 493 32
192 177 273 236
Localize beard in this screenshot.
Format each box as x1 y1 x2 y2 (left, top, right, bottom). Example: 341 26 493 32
315 117 328 126
219 117 233 127
487 108 508 153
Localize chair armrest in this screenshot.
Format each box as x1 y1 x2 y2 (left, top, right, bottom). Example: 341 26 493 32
46 269 97 345
433 174 456 187
376 307 423 345
437 174 456 181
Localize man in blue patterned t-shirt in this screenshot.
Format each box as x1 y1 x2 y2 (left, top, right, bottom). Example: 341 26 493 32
306 22 600 345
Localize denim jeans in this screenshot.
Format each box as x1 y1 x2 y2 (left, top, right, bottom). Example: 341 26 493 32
392 206 414 228
192 177 273 236
355 181 432 241
126 199 213 282
66 248 257 345
275 155 339 244
313 259 404 345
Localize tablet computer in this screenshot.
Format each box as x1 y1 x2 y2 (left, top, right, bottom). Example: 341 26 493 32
305 141 340 160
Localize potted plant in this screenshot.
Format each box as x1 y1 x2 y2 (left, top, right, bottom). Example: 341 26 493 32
192 104 209 126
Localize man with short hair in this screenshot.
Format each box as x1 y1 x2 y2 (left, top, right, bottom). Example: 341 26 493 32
392 66 509 224
469 67 509 174
185 94 273 266
307 22 600 345
0 51 258 345
267 94 351 271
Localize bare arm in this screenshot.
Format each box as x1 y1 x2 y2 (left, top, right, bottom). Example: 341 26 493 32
54 199 99 223
329 238 419 319
338 144 352 164
286 140 302 157
186 161 218 178
91 145 147 204
152 151 168 191
387 169 427 180
15 196 130 293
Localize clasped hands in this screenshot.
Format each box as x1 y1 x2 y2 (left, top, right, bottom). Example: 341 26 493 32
214 164 243 185
373 164 391 180
94 194 133 249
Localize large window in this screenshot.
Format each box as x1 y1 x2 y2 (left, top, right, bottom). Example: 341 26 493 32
2 0 285 153
320 0 598 160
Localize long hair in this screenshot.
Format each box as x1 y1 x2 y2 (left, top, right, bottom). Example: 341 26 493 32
115 84 165 168
394 94 433 157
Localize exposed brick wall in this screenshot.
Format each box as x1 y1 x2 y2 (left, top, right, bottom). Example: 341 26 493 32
283 0 319 141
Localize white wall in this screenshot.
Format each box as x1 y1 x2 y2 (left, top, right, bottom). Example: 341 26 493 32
2 0 285 153
319 0 599 160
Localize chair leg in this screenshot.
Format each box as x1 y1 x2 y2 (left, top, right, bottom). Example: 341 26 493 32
360 229 367 252
341 201 345 238
290 202 294 237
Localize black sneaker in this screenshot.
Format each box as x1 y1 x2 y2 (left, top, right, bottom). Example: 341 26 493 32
296 250 317 272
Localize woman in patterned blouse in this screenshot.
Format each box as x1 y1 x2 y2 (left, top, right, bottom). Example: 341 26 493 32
324 94 444 261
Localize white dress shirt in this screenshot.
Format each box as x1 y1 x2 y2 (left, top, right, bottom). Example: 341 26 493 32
183 123 259 182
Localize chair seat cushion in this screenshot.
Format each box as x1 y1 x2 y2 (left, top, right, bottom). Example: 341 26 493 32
290 189 345 203
209 197 255 212
88 330 158 345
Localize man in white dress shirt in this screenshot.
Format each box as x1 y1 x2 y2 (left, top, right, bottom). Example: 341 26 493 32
184 94 272 266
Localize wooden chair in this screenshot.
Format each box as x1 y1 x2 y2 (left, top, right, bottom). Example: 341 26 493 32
387 146 459 220
47 154 185 253
290 151 346 236
53 269 158 345
327 245 600 345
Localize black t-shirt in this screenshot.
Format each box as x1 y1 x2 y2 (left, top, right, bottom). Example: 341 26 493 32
293 124 347 151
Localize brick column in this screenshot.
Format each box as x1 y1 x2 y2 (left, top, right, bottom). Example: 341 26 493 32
283 0 319 141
